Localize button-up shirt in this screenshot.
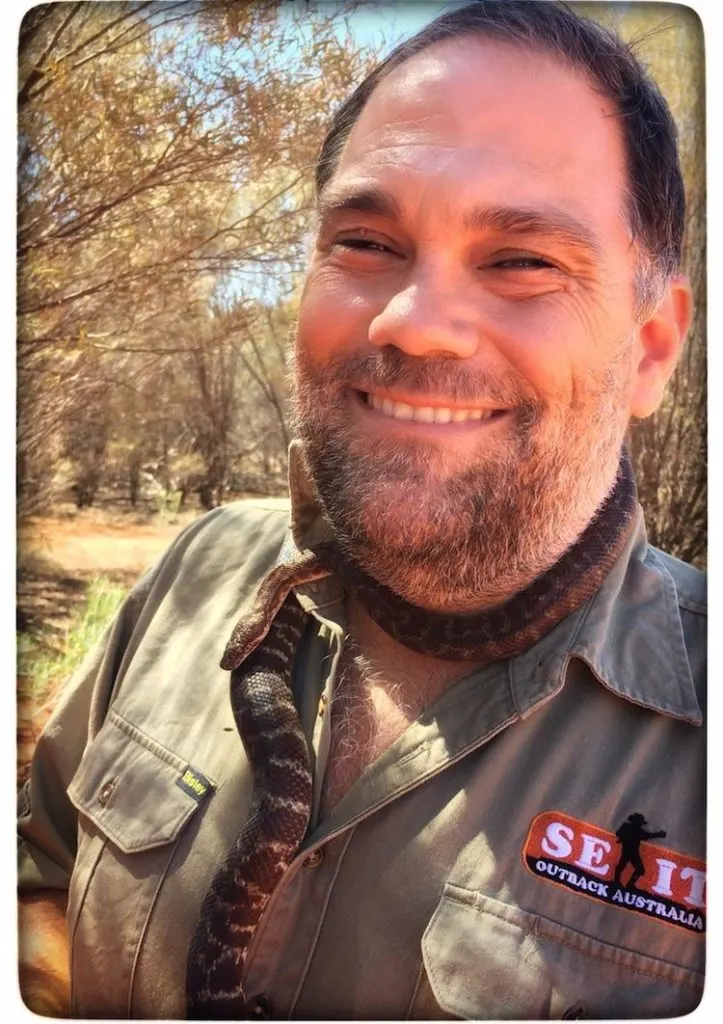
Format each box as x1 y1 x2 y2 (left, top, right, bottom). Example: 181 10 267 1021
18 447 706 1018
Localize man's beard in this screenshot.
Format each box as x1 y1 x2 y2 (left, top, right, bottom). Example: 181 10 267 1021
291 345 632 612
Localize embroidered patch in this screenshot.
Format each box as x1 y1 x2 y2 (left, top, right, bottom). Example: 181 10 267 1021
523 810 705 934
176 765 215 804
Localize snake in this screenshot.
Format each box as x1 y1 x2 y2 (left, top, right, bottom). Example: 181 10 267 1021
185 451 637 1018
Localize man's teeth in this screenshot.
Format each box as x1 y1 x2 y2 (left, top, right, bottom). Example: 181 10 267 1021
367 394 495 423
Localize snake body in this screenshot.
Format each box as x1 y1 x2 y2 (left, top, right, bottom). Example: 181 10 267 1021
185 453 637 1018
186 573 322 1019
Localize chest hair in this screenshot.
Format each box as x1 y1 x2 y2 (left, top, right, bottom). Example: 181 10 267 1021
320 598 483 813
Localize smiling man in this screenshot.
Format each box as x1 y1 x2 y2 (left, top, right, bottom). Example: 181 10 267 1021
18 2 705 1019
295 35 670 615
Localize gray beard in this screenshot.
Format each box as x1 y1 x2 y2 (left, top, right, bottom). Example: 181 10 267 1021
291 348 630 612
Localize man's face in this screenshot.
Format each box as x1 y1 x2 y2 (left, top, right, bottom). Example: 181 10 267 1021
293 39 650 612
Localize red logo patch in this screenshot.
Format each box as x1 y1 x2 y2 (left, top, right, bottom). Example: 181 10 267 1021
523 810 705 934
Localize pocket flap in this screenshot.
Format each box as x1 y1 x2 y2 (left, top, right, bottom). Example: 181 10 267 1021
421 884 703 1019
68 711 216 854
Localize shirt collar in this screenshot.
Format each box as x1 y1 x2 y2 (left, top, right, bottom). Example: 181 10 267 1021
564 510 703 724
288 439 336 553
286 440 702 726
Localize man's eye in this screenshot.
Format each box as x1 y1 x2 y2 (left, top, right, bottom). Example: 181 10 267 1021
335 237 392 253
492 256 557 270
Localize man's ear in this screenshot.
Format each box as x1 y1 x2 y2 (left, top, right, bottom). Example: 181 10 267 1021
629 276 694 419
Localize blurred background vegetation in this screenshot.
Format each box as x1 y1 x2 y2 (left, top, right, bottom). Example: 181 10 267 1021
17 0 705 559
16 2 706 765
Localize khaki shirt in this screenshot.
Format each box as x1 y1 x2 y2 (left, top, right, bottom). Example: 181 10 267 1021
18 453 706 1019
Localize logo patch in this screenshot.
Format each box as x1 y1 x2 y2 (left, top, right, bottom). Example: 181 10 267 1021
523 810 705 934
176 765 215 804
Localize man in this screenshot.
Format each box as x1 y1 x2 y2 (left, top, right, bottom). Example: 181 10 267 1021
18 1 705 1018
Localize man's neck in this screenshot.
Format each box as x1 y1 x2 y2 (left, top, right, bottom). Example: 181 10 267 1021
345 594 485 694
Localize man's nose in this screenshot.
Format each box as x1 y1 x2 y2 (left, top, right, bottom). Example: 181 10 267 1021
367 267 479 359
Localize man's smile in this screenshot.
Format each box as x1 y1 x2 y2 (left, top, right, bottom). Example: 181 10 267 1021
351 388 509 431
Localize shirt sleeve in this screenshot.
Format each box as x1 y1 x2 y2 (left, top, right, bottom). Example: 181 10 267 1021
18 574 155 892
17 502 244 893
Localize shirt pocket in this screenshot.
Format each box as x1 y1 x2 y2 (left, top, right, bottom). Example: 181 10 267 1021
410 883 704 1020
67 709 211 853
66 710 216 1017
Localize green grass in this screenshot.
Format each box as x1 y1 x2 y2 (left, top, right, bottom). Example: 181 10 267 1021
18 575 127 706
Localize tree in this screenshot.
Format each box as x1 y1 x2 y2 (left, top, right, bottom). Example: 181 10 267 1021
17 1 381 512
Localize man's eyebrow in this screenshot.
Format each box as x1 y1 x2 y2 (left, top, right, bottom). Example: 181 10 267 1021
315 185 402 225
464 204 604 259
316 187 604 259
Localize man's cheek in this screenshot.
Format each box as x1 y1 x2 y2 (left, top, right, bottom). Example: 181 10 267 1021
291 334 330 388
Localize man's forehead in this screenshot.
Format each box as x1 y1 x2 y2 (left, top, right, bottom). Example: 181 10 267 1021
338 36 622 172
327 36 629 245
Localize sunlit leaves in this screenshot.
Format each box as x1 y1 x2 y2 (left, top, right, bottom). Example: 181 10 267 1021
18 1 382 512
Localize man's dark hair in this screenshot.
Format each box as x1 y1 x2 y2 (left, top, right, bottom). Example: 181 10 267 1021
314 0 685 313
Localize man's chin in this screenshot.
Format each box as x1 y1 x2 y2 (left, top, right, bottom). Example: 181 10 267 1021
326 483 481 562
336 436 499 492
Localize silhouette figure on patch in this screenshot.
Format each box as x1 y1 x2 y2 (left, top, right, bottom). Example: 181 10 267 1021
613 812 666 888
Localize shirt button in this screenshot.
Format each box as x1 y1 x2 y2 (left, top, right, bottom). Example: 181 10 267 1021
246 995 272 1019
98 778 117 806
303 848 324 869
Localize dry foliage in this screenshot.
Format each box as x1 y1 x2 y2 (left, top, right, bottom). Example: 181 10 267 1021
18 0 379 510
18 2 705 565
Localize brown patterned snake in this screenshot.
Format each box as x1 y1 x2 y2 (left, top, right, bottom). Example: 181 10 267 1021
185 452 636 1018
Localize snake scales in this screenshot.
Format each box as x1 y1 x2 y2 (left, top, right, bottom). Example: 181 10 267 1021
185 452 636 1018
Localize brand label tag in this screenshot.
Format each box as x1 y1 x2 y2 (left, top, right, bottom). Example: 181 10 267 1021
176 765 215 804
